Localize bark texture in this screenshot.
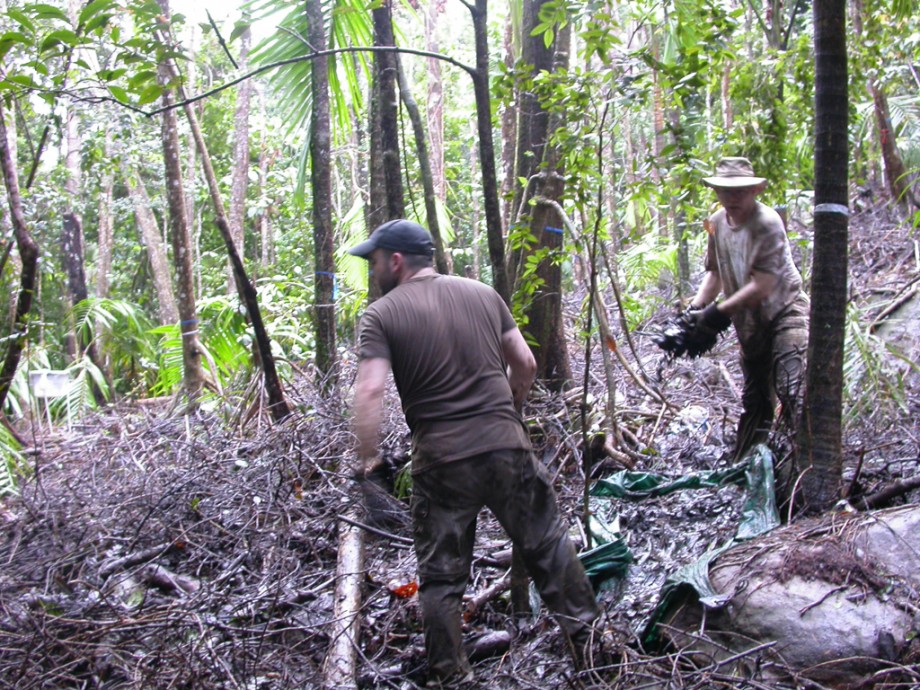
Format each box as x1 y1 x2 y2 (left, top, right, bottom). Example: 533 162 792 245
157 0 209 403
797 0 848 513
307 0 338 389
228 24 251 292
0 101 40 413
123 161 179 325
509 0 572 391
468 0 509 304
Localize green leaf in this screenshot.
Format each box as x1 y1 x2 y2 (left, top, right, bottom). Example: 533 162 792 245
0 31 33 60
29 4 69 21
84 14 114 34
39 29 81 53
6 8 36 34
127 69 158 88
78 0 117 26
136 84 163 105
108 85 129 103
230 19 252 43
5 74 37 88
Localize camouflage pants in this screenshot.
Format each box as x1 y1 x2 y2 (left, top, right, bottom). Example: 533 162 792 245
410 448 600 682
735 295 809 461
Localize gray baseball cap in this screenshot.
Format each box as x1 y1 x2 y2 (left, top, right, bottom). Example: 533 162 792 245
348 219 435 259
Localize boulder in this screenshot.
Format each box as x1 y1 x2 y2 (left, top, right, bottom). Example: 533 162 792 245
659 504 920 687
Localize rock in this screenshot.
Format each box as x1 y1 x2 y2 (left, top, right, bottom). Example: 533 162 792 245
658 504 920 687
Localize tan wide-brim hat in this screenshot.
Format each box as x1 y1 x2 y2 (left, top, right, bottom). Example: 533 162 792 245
703 157 767 188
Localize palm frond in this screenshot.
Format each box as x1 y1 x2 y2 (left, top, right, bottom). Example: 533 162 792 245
0 423 24 498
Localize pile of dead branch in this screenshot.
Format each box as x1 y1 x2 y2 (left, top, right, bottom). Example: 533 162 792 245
0 200 918 689
0 381 801 690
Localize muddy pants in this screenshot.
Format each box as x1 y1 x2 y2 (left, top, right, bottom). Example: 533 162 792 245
735 296 809 460
411 448 600 681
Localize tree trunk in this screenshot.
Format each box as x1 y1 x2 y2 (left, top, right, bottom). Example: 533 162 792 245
322 511 366 689
426 0 446 202
395 55 450 275
468 0 510 304
96 128 114 302
157 0 209 404
870 83 913 209
123 162 180 325
257 140 276 268
499 18 517 238
228 24 251 293
372 2 404 221
797 0 848 514
0 101 40 413
153 15 292 421
510 0 572 391
61 104 83 361
307 0 338 390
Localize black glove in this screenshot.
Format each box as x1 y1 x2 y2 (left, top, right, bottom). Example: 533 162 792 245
681 303 731 355
653 303 731 360
693 303 732 333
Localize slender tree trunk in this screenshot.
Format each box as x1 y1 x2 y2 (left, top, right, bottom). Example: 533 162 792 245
307 0 338 390
95 128 115 381
870 83 913 209
162 51 291 421
426 0 446 202
257 143 275 268
157 0 208 404
0 101 40 413
509 0 572 390
468 0 509 303
470 121 481 280
395 56 450 275
372 2 404 221
185 27 198 236
96 129 114 302
0 105 19 325
228 24 252 292
797 0 848 514
499 18 517 237
61 103 82 361
123 161 179 325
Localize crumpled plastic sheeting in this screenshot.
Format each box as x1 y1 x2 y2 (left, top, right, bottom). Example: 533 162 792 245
579 445 781 643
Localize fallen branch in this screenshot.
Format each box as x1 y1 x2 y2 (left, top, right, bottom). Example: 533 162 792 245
855 474 920 510
464 572 511 620
322 507 366 689
98 542 177 578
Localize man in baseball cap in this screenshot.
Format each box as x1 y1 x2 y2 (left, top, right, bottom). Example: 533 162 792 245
349 219 605 685
348 219 435 259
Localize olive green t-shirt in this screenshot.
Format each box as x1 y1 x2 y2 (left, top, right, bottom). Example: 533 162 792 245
705 201 806 346
357 274 531 473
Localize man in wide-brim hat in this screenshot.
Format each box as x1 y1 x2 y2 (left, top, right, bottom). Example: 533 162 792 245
685 157 810 466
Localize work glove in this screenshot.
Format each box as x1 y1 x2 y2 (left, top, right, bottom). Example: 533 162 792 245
688 303 732 333
682 303 731 355
653 303 730 360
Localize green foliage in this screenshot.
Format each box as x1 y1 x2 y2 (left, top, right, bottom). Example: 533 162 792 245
842 303 918 424
246 0 374 174
0 424 24 498
73 298 156 393
616 232 683 327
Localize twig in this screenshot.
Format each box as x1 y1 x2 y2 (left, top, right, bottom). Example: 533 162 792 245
337 514 413 546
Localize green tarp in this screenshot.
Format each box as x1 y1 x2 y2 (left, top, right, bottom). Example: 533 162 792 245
578 444 781 646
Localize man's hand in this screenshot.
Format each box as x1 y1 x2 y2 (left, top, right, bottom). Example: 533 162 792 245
654 304 731 360
356 454 385 480
690 303 732 333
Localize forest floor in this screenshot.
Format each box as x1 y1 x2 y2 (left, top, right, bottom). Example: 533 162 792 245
1 200 919 689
